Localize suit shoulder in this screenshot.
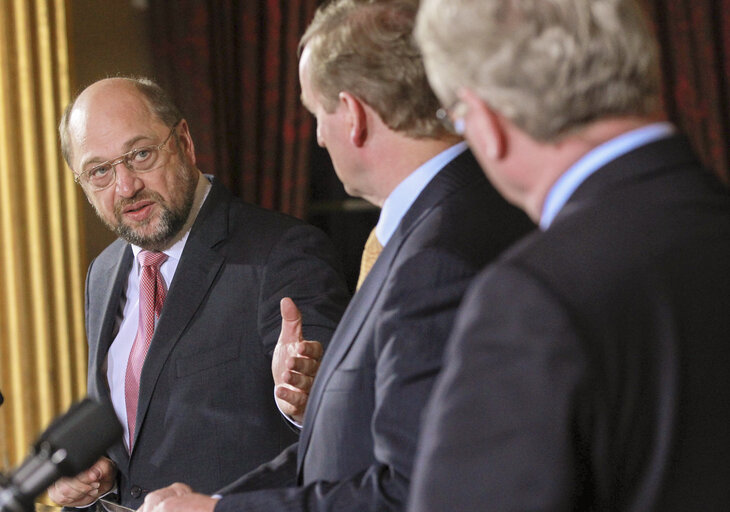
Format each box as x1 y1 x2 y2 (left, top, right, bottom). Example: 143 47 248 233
220 198 336 262
89 238 129 272
227 197 307 231
492 175 730 320
404 174 533 265
225 198 323 245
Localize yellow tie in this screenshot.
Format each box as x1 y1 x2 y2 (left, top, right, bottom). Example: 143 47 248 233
356 228 383 290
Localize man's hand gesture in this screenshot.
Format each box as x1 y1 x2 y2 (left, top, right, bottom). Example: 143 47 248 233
272 297 324 424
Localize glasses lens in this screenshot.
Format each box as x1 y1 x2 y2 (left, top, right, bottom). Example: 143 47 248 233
126 145 160 172
78 126 176 190
86 164 115 189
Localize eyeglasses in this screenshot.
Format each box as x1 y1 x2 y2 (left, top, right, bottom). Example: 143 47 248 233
436 100 467 135
74 122 180 191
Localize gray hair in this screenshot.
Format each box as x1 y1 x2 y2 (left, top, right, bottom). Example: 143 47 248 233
415 0 662 141
59 76 183 166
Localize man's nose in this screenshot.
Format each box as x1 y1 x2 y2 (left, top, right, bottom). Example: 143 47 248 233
114 162 143 197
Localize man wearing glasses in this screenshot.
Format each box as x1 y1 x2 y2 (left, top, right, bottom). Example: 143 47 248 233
47 77 350 510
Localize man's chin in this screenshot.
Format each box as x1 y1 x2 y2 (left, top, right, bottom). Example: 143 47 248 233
116 222 171 250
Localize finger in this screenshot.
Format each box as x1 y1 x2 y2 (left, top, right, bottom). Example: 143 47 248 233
84 455 114 483
58 477 99 496
296 340 323 360
282 370 314 392
48 480 74 504
74 465 103 485
141 483 193 512
97 459 118 488
141 486 173 510
279 297 303 345
84 465 102 483
275 384 309 409
48 479 98 506
286 355 319 376
151 494 218 512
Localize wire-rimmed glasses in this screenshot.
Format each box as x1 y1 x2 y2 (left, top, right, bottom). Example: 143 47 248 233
74 121 180 191
436 100 466 135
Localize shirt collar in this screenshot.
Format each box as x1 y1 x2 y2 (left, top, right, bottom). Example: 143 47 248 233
539 122 676 230
376 141 469 245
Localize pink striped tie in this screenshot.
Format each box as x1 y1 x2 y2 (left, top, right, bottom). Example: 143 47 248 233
125 250 168 450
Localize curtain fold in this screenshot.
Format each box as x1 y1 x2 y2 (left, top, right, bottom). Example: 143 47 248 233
149 0 318 219
0 0 86 471
644 0 730 182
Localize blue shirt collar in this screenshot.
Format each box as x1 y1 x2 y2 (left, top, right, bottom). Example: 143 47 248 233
540 122 676 230
376 141 469 245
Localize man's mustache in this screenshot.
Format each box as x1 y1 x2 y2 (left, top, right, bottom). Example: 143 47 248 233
114 190 165 217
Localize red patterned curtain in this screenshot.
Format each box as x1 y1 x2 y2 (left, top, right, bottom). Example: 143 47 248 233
643 0 730 183
147 0 730 212
148 0 318 218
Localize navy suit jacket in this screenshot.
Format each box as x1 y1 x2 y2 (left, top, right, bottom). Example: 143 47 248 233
409 135 730 511
85 178 350 508
214 150 534 511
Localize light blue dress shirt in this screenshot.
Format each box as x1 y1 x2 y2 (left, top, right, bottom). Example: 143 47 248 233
376 141 469 244
540 122 676 230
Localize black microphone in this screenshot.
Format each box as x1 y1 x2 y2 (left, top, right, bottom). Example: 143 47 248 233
0 397 122 512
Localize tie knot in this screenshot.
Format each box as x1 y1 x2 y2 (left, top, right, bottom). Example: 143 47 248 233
139 250 168 269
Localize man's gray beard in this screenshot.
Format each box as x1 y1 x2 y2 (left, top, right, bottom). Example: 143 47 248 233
100 162 197 251
114 198 191 251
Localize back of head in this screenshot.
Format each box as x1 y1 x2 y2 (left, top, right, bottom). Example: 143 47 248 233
416 0 662 142
301 0 448 139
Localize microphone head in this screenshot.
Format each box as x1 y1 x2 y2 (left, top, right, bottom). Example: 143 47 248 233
37 398 122 475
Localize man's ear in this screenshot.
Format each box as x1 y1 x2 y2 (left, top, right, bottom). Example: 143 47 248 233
460 88 506 160
339 91 367 147
176 119 197 166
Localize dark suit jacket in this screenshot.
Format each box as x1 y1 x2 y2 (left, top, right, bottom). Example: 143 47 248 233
214 150 534 511
408 135 730 512
85 178 350 508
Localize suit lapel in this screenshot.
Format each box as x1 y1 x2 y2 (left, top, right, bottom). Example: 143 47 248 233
296 229 400 459
86 243 133 470
296 150 485 475
90 245 133 398
130 179 229 453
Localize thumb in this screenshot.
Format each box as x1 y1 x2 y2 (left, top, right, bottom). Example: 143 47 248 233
279 297 303 345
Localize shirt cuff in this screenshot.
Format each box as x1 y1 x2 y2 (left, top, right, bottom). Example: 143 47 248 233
273 388 303 429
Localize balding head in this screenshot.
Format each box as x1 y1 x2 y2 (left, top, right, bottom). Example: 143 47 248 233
60 77 182 169
60 77 199 251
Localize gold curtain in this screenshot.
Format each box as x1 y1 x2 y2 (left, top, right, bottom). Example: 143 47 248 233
0 0 87 472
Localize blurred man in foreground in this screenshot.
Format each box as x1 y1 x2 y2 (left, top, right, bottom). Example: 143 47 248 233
410 0 730 510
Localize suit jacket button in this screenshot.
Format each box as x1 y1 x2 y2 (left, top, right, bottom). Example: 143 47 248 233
130 485 143 498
